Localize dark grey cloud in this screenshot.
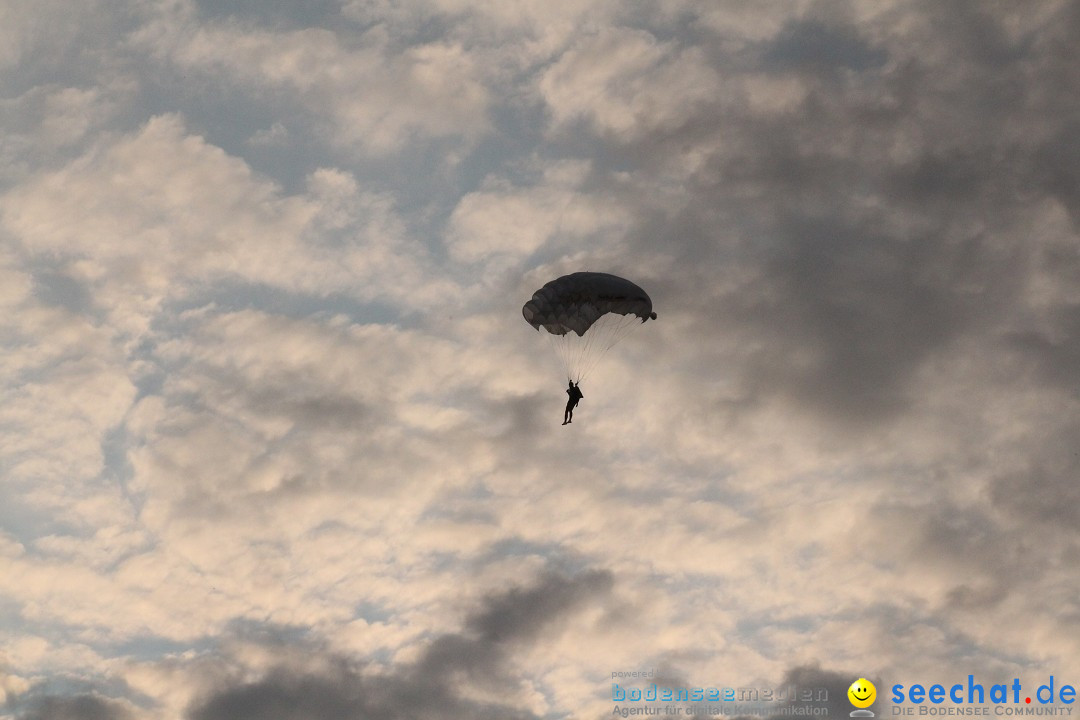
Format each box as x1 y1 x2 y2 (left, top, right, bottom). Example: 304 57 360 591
741 218 1019 424
189 568 614 720
192 0 344 28
465 567 614 643
772 665 876 719
15 693 133 720
1005 294 1080 394
613 663 879 720
763 19 887 73
989 419 1080 529
32 269 95 316
581 2 1075 429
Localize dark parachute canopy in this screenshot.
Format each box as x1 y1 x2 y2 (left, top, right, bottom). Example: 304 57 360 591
522 272 656 382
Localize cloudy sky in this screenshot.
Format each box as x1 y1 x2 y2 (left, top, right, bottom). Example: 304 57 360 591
3 0 1080 718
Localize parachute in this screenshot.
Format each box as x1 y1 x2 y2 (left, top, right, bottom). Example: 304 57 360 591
522 272 656 383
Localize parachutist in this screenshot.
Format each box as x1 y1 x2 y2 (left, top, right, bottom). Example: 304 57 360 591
563 381 583 425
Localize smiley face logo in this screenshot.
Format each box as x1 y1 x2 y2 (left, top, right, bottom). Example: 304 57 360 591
848 678 876 709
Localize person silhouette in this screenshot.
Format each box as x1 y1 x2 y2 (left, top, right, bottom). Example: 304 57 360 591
563 381 583 425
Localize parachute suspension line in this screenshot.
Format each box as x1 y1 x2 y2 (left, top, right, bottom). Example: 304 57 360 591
575 313 639 381
546 313 645 384
546 332 574 384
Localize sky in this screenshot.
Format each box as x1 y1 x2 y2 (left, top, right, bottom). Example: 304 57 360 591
2 0 1080 718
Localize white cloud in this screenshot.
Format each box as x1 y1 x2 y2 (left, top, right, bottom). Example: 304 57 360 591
246 121 288 147
446 159 632 264
540 27 722 139
134 1 491 155
2 115 454 330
